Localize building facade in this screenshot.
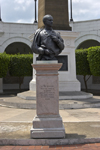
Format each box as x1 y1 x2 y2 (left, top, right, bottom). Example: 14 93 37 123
70 19 100 91
0 21 37 91
0 18 100 92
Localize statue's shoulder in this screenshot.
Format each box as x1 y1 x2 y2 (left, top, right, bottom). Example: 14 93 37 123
33 28 44 42
35 28 43 35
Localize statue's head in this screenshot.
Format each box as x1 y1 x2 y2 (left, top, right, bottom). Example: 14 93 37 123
43 15 53 27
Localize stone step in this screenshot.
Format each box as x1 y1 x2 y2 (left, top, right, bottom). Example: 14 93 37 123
0 122 100 146
0 95 100 109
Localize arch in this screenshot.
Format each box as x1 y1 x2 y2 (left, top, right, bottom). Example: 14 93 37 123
77 39 100 49
5 42 32 54
1 37 32 53
2 37 33 86
75 34 100 49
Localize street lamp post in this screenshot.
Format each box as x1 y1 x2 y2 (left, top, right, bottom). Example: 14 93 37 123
70 0 73 21
0 5 2 21
34 0 37 23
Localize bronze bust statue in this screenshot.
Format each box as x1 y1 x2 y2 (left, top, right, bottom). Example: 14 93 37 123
31 15 65 60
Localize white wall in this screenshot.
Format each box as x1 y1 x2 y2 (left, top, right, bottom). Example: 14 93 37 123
0 21 37 53
0 21 37 91
70 19 100 49
70 19 100 90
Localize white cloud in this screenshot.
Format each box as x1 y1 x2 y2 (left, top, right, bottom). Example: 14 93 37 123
26 0 33 6
14 7 20 11
22 6 26 11
0 0 100 23
80 9 89 14
14 0 25 4
68 0 100 21
14 0 32 6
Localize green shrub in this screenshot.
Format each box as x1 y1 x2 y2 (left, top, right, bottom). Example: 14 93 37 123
76 49 91 75
9 54 33 77
75 49 91 91
9 54 33 90
88 46 100 76
0 53 10 78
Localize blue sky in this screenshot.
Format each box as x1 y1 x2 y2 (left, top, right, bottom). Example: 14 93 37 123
0 0 100 23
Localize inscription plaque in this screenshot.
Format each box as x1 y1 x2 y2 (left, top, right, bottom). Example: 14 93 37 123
56 55 68 71
39 85 55 100
36 75 59 115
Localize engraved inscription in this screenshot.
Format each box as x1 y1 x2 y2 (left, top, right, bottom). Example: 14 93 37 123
56 55 68 71
39 85 55 100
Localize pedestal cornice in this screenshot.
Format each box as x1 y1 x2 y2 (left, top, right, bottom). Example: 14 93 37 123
32 63 62 71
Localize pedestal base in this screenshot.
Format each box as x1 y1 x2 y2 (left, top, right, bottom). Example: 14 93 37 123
29 79 36 91
30 80 80 92
59 80 81 92
30 63 65 139
30 116 65 139
31 128 65 139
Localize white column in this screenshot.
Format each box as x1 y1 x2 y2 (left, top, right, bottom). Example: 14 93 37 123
29 53 36 91
58 31 80 91
29 31 81 92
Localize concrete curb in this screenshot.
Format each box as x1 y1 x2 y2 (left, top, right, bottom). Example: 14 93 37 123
0 99 100 109
60 103 100 109
17 94 93 100
17 91 93 100
0 138 100 146
17 94 36 100
59 93 93 100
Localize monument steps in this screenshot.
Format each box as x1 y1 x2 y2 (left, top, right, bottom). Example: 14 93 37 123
0 93 100 110
17 90 93 100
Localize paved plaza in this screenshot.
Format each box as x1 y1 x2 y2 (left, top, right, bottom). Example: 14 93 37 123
0 93 100 149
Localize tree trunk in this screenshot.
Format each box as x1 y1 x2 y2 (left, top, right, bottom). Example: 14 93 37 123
83 75 91 92
83 75 88 92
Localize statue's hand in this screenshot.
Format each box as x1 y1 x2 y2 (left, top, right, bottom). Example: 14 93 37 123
38 47 44 54
45 49 50 55
51 35 58 42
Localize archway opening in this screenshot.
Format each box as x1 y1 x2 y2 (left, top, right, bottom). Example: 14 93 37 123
77 39 100 91
5 42 32 54
3 42 32 90
77 40 100 49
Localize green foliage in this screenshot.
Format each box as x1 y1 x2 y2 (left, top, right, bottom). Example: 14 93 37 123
88 46 100 76
9 54 33 77
75 49 91 75
0 53 10 78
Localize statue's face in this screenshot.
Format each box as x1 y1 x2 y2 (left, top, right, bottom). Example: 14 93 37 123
45 17 53 27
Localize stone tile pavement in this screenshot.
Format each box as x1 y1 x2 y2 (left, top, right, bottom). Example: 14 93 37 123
1 106 100 122
0 92 100 147
0 143 100 149
0 107 100 146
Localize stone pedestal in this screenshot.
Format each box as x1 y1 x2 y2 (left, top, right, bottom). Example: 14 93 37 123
30 63 65 139
58 31 80 91
29 31 80 92
38 0 71 30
